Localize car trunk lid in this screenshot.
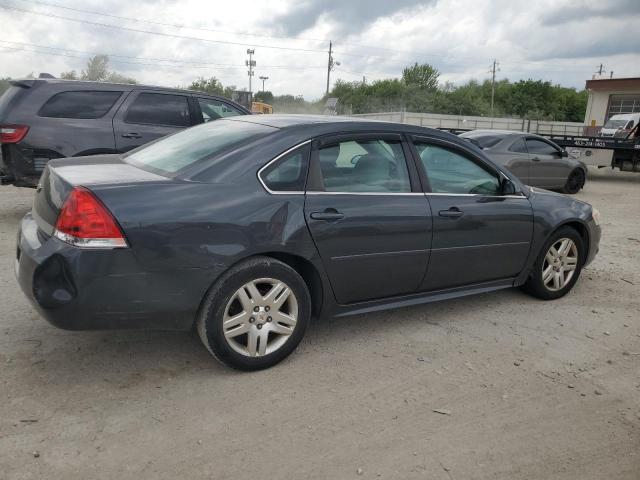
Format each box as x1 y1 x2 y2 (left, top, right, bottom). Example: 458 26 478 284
33 154 170 236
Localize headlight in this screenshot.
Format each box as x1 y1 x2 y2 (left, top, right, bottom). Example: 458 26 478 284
591 208 601 226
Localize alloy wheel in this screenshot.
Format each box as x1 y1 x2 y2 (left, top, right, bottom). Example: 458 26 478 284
542 238 578 291
222 278 298 357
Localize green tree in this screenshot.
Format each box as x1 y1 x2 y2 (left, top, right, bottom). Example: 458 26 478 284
60 70 79 80
253 90 274 104
188 77 224 95
81 55 110 81
0 77 11 97
402 63 439 91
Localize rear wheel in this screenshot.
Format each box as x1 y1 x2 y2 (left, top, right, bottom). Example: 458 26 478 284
197 257 311 370
522 226 585 300
562 168 585 194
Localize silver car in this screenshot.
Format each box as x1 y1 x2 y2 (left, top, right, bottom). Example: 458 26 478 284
460 130 587 194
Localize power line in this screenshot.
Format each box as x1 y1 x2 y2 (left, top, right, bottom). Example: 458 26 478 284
0 3 327 53
0 39 327 69
18 0 328 44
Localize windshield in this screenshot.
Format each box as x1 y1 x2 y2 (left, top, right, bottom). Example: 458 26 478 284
124 120 276 175
603 119 629 129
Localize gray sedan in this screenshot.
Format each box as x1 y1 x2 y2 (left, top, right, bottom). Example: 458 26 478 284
460 130 587 194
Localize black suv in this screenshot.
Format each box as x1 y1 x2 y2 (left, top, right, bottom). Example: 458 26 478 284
0 77 250 187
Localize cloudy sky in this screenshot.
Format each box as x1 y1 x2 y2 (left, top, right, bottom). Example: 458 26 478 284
0 0 638 99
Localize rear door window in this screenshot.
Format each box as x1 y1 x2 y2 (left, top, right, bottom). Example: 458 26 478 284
197 97 244 122
124 92 191 127
509 138 528 153
38 91 122 119
316 138 411 193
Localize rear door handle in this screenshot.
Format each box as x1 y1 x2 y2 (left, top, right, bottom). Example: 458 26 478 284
310 210 344 221
532 157 541 162
121 132 142 139
439 207 463 218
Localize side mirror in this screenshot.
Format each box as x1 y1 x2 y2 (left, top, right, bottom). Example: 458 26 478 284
501 178 517 195
560 149 569 157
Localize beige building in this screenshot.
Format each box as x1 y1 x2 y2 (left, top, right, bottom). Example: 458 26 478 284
584 77 640 135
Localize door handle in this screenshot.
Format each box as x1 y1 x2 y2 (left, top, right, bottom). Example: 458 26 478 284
121 132 142 139
532 157 541 162
438 207 464 218
310 209 344 221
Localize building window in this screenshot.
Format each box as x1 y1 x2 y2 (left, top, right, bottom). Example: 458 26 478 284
607 95 640 120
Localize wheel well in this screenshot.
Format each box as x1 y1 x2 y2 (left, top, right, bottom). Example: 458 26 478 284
261 252 324 319
558 221 589 258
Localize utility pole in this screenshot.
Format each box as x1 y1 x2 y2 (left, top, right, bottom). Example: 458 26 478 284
488 59 500 117
259 76 269 91
326 41 340 96
610 71 614 79
596 63 604 76
246 49 256 93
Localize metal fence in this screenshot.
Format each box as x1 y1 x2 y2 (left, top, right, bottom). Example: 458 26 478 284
351 111 585 136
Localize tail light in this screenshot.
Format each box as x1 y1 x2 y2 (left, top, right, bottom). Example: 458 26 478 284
0 124 29 144
54 187 128 248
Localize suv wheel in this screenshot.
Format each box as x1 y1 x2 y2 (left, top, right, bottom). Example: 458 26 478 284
197 257 311 370
523 226 585 300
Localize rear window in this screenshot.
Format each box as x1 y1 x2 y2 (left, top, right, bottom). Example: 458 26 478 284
38 91 122 119
463 135 503 149
124 120 275 175
0 86 24 116
125 92 190 127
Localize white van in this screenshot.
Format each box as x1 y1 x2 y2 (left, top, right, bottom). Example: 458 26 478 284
600 113 640 137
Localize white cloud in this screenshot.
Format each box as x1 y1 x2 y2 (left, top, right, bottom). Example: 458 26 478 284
0 0 636 99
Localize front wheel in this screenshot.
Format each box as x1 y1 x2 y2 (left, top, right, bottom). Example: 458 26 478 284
197 257 311 370
562 168 585 194
522 226 585 300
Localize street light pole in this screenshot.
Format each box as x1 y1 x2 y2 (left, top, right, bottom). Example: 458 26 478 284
259 76 269 91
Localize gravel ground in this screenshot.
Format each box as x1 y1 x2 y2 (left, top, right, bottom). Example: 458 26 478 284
0 168 639 480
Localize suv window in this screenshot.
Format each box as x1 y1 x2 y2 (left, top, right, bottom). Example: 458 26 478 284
415 143 501 195
509 138 528 153
38 91 122 119
526 139 558 156
125 93 190 127
197 97 243 122
261 146 309 192
317 139 411 193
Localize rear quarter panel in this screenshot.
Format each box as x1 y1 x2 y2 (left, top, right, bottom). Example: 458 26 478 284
91 181 325 326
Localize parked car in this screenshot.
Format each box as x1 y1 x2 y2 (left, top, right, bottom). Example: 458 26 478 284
15 115 601 370
599 113 640 138
459 130 588 194
0 76 250 187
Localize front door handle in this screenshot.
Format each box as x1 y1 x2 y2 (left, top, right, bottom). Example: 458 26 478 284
439 207 464 218
532 156 541 162
310 209 344 221
122 132 142 139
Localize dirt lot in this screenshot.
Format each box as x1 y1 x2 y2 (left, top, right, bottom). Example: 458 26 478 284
0 168 639 480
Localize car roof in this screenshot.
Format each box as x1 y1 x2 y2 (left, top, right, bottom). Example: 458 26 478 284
14 77 236 99
224 114 453 135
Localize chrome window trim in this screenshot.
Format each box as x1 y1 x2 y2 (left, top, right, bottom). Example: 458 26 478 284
306 191 424 196
257 140 312 195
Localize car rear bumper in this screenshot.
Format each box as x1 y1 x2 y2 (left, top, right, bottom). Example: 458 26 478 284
16 212 213 331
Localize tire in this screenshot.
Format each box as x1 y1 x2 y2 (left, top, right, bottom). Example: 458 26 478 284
522 226 585 300
197 256 311 371
562 168 585 194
